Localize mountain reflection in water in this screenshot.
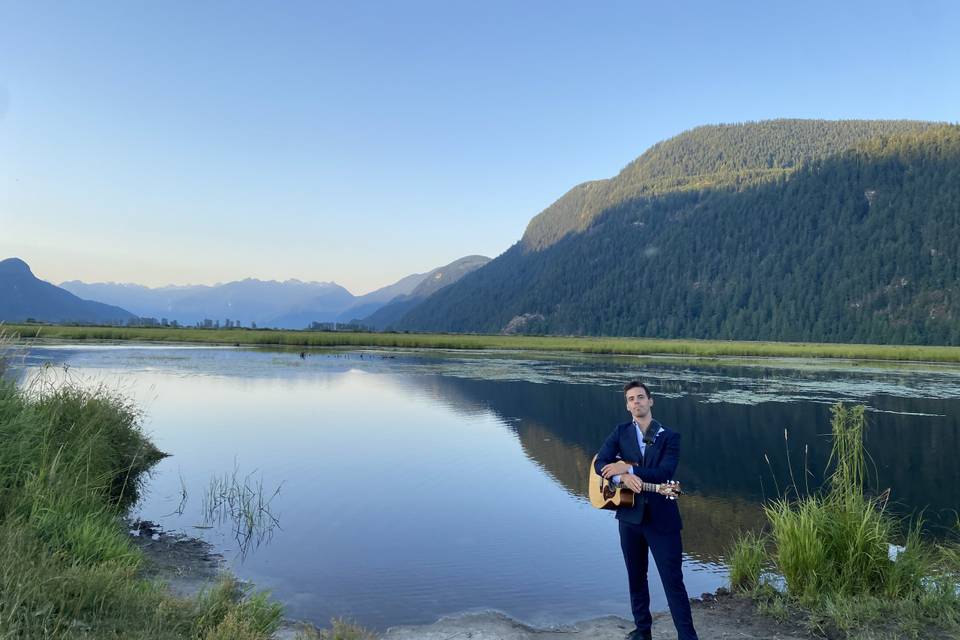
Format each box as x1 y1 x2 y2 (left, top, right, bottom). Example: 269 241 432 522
13 345 960 630
402 372 959 535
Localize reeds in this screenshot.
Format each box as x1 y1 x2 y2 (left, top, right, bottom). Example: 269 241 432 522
727 530 767 592
727 403 960 636
0 364 283 638
8 323 960 362
292 618 378 640
202 464 282 557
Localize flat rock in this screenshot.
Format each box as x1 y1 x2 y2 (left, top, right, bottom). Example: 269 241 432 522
379 598 814 640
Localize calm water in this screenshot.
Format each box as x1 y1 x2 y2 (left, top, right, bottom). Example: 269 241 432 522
14 345 960 630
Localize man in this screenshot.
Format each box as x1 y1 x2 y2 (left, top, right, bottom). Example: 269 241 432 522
595 381 698 640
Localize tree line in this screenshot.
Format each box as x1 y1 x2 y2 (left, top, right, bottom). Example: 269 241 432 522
398 125 960 346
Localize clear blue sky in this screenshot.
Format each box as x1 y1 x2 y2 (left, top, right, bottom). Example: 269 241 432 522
1 1 957 294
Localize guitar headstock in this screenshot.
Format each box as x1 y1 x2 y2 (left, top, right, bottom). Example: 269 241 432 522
658 480 683 500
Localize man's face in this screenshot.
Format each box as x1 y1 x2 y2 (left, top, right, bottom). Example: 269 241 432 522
625 386 653 420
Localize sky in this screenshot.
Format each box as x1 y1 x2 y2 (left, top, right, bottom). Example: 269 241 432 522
1 1 958 295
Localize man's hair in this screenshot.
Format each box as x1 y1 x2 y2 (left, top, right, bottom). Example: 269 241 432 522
623 380 652 398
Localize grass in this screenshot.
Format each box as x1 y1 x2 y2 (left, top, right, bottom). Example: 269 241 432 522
202 465 282 558
293 618 378 640
0 344 377 639
727 530 767 592
8 323 960 362
726 404 960 638
0 348 289 638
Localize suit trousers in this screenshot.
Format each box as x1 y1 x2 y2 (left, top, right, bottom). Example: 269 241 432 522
618 518 698 640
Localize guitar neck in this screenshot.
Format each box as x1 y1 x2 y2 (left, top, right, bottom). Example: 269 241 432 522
611 478 664 493
640 482 662 494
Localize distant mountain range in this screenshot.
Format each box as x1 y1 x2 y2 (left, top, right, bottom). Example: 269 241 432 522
60 278 357 328
359 255 491 329
8 119 958 346
393 120 960 345
48 255 490 329
0 258 136 325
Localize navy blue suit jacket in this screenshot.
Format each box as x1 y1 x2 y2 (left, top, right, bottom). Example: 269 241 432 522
594 419 683 532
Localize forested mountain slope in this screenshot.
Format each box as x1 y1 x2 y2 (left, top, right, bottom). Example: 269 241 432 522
398 125 960 345
359 255 490 329
522 119 939 250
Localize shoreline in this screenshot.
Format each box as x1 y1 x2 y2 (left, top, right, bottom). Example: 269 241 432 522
8 323 960 364
130 521 813 640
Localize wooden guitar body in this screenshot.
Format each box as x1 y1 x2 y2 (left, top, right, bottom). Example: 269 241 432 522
588 454 682 510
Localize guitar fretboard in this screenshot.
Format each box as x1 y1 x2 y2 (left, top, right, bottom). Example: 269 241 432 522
611 479 663 494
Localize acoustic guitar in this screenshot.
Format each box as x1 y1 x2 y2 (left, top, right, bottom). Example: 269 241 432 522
588 454 682 510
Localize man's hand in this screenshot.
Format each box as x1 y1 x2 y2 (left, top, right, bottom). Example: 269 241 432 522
601 461 633 479
619 474 643 493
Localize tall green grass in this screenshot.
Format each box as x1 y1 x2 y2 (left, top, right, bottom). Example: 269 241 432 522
0 362 284 638
727 530 767 592
9 323 960 362
727 404 960 637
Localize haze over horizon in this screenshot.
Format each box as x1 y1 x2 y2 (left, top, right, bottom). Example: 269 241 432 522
2 1 958 295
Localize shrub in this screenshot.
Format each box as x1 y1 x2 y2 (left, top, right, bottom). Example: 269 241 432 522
729 403 960 635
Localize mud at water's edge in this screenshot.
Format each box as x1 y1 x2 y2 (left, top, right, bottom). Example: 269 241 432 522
128 519 225 599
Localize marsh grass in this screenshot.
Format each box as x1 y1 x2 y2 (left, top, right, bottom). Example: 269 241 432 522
727 403 960 637
293 618 377 640
9 323 960 362
202 464 282 557
0 361 284 639
727 530 768 592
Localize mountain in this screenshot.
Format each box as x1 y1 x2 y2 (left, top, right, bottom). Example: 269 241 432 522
522 119 940 250
359 255 491 329
0 258 136 324
187 279 356 328
59 256 488 329
331 271 430 323
394 121 960 345
56 282 207 320
269 258 490 328
61 278 354 327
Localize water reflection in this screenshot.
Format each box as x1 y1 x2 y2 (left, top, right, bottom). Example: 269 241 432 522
10 344 960 630
201 465 282 558
402 372 959 533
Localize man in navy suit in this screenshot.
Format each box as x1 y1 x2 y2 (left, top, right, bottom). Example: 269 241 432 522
595 381 698 640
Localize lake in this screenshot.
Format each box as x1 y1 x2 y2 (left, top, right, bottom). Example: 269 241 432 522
14 344 960 630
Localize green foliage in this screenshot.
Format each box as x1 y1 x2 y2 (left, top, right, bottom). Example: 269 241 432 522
294 618 378 640
731 403 960 636
764 496 831 599
766 492 895 602
193 577 284 639
399 124 960 346
9 324 960 362
522 119 941 251
827 404 868 499
0 372 284 639
726 530 767 592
